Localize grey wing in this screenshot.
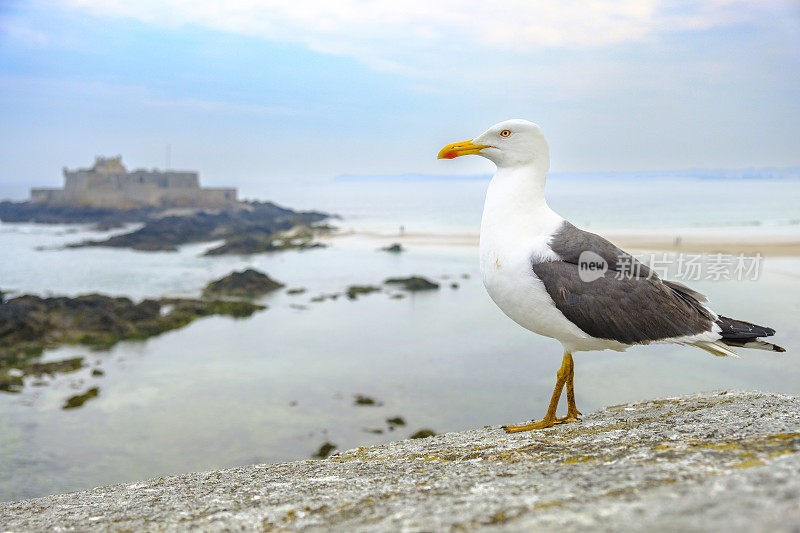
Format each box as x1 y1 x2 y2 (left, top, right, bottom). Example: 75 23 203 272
548 221 652 278
533 221 714 344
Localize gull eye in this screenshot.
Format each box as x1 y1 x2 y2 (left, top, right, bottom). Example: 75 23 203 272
500 129 511 137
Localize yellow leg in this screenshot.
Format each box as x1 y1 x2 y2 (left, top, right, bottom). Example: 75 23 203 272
502 352 581 433
564 354 581 419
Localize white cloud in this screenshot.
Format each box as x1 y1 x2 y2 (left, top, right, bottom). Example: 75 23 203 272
53 0 777 75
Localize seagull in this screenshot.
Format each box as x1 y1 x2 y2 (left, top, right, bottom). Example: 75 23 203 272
438 119 785 432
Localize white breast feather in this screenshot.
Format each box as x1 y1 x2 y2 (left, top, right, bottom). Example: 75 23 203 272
479 168 624 352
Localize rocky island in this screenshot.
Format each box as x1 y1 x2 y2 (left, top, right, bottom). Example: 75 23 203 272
202 269 285 299
0 155 331 253
0 390 797 531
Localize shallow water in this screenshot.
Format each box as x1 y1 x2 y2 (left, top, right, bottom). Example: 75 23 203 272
1 174 799 502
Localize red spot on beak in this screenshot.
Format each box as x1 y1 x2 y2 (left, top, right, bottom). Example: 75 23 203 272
443 151 458 159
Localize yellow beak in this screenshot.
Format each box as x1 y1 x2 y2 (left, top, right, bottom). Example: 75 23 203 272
437 139 489 159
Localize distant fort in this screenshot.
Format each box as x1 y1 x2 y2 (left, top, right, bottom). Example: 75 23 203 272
31 156 237 208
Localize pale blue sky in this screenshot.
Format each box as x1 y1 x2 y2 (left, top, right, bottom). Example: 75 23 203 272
1 0 798 193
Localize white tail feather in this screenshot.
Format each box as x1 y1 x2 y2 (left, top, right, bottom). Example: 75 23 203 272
693 341 740 358
738 340 781 351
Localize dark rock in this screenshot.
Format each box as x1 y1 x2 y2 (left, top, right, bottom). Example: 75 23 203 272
346 286 380 300
83 212 234 251
55 201 330 253
312 442 337 459
386 417 406 427
203 234 329 255
300 242 327 250
62 387 99 409
28 358 84 376
384 276 440 291
354 394 382 406
203 235 275 256
91 368 104 377
202 269 284 299
409 429 437 439
450 283 459 289
380 243 404 253
202 220 329 256
0 201 153 227
310 293 341 303
0 293 264 367
286 288 307 295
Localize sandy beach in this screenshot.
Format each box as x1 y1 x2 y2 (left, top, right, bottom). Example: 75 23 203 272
327 226 800 257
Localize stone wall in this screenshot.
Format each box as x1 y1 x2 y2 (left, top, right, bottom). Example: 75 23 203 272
29 188 65 203
31 185 236 208
30 157 237 208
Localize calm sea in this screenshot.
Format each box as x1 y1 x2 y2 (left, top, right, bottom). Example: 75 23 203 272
252 170 800 234
1 171 799 502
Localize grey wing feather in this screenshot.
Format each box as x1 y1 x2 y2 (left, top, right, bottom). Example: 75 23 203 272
533 221 714 344
548 221 653 278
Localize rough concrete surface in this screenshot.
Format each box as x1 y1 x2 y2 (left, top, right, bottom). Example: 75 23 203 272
1 390 799 532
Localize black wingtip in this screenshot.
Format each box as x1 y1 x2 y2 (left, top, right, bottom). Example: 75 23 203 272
717 316 778 340
774 344 787 353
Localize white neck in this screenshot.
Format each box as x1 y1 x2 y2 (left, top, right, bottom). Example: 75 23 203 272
480 164 559 239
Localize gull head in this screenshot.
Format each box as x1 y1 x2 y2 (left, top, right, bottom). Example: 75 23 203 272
437 119 549 169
